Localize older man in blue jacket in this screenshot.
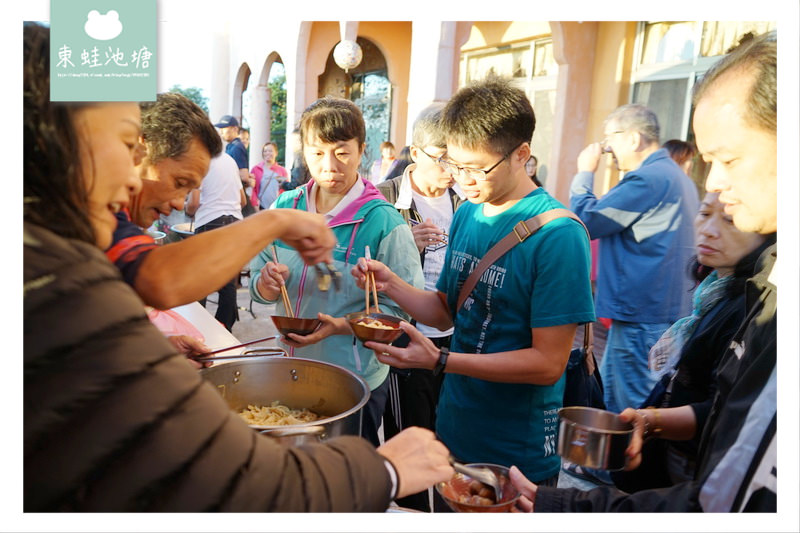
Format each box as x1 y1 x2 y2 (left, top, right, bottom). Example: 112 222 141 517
570 104 699 414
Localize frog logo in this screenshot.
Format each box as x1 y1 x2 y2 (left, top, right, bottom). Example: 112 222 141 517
84 10 123 41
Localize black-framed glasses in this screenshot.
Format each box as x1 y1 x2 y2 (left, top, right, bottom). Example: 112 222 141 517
437 142 524 182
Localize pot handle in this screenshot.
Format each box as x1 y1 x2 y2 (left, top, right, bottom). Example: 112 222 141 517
259 425 326 440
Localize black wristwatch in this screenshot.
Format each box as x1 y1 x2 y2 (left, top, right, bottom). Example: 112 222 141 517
433 347 449 376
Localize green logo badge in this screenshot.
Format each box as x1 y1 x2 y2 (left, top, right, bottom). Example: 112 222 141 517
50 0 156 102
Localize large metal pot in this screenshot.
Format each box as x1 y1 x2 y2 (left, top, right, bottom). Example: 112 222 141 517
201 358 370 445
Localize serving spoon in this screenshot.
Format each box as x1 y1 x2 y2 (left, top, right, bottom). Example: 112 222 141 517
449 458 503 501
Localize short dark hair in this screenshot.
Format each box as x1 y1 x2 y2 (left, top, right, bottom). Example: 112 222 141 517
23 22 95 244
380 141 395 151
692 31 776 135
440 75 535 155
140 92 222 164
662 139 696 167
262 141 279 153
299 96 366 146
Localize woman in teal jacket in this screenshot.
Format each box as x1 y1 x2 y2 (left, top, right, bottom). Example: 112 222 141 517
250 97 423 446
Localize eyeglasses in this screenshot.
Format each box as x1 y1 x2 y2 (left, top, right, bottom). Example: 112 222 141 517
417 146 445 162
437 142 524 182
601 130 625 153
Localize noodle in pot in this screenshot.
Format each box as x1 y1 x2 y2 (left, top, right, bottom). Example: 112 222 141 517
239 400 325 426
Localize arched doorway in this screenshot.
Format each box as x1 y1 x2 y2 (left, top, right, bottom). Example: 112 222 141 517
317 36 391 175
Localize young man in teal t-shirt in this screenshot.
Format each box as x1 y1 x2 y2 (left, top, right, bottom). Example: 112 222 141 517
355 76 595 485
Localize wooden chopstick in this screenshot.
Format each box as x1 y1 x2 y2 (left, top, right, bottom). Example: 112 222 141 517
272 244 294 318
364 246 381 314
369 271 381 313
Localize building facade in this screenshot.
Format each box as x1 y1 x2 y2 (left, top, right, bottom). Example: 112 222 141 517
211 20 774 203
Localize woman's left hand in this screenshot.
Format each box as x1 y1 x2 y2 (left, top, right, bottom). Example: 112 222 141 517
282 312 349 347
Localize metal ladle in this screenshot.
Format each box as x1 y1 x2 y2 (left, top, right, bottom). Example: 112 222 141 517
449 458 503 501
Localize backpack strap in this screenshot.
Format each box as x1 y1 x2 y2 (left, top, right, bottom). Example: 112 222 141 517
456 208 588 310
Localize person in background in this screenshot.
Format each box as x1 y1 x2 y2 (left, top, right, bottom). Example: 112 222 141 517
23 22 454 512
376 102 465 512
370 141 400 185
525 154 543 187
251 141 289 209
569 104 700 415
511 30 777 513
215 114 255 216
608 192 774 492
663 139 697 176
249 97 424 448
385 145 413 181
353 76 595 496
185 152 246 331
289 126 311 189
239 127 251 151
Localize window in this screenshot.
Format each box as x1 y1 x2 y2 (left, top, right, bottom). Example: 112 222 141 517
461 38 555 84
632 21 775 191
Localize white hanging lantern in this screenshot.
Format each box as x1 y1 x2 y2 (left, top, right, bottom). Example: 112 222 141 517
333 39 363 73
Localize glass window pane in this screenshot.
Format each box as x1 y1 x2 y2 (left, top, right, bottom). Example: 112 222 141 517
533 40 555 77
466 43 531 82
700 21 776 57
632 78 689 142
640 22 697 64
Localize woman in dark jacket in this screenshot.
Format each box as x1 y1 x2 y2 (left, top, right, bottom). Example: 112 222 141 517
608 191 775 491
22 22 451 512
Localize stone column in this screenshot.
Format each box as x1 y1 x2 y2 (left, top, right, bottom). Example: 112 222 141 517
405 21 468 143
249 84 271 169
209 25 231 124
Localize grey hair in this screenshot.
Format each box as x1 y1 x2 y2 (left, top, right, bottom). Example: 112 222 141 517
605 103 660 145
411 102 446 149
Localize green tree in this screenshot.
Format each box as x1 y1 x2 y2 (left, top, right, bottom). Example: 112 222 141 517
269 75 287 166
167 84 209 115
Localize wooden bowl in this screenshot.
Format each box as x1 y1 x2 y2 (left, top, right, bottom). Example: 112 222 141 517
270 316 322 337
345 312 403 346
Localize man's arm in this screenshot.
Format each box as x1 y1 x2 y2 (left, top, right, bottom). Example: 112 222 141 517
569 143 654 239
132 209 334 309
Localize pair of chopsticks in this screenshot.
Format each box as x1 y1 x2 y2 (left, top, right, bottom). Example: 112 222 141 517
364 246 381 314
192 335 281 361
272 244 294 318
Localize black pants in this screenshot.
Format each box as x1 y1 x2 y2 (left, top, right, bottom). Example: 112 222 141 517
383 334 450 511
361 375 390 448
195 214 239 331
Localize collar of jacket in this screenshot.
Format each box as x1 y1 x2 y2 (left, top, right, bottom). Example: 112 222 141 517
296 176 387 226
393 163 466 209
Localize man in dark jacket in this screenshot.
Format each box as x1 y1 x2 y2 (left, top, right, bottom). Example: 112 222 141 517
376 103 465 511
511 30 778 514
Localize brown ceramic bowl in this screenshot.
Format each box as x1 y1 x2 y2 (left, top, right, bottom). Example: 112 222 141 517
435 463 520 513
270 316 322 337
345 312 403 346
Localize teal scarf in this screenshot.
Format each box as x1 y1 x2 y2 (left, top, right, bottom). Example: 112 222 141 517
648 271 733 378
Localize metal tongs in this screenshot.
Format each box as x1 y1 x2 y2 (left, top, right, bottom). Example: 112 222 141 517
449 457 503 501
313 262 342 292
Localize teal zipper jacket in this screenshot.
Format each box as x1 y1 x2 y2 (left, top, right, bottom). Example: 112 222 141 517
249 178 424 390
